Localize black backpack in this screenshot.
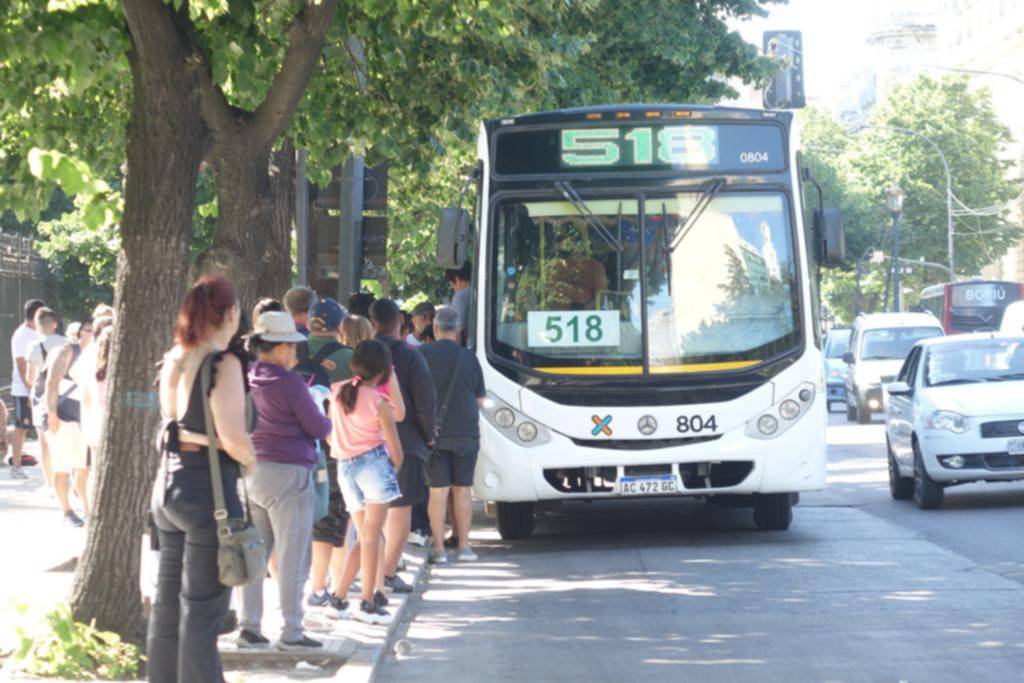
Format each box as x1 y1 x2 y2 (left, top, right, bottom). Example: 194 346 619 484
293 340 344 388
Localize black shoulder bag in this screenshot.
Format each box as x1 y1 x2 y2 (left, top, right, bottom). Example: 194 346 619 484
432 351 467 446
200 354 266 588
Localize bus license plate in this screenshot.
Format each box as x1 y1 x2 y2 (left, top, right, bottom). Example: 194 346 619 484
619 474 678 496
1008 439 1024 455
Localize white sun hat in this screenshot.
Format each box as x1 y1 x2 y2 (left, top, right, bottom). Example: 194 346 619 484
252 311 308 343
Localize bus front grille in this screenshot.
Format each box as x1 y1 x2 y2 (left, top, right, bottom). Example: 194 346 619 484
568 435 722 450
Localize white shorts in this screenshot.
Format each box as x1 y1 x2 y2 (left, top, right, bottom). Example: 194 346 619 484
51 421 88 474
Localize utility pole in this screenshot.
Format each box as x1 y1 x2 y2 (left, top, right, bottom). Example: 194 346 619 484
888 183 905 311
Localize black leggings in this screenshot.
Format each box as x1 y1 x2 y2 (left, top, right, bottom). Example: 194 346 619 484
148 456 240 683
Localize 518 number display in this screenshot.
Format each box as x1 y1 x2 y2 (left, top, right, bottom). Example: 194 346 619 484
561 125 719 168
527 311 621 348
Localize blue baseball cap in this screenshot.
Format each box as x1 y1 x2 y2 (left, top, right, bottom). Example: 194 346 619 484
310 298 347 332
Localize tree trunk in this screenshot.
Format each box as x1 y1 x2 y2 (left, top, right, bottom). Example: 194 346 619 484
69 0 205 645
193 140 294 310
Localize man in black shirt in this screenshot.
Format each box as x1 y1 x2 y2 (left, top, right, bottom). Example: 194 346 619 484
419 307 486 563
370 299 437 592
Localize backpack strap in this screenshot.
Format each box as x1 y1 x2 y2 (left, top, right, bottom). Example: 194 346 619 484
434 351 467 442
310 341 342 366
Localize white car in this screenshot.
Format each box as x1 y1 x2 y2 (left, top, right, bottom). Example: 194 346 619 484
885 333 1024 509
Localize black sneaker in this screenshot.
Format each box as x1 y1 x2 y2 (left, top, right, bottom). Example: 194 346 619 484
235 629 270 649
276 635 323 651
352 599 392 625
443 535 459 549
374 590 389 609
384 574 413 594
326 596 351 620
63 511 84 528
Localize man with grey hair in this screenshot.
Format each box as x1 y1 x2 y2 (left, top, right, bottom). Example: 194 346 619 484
418 306 486 563
283 286 317 337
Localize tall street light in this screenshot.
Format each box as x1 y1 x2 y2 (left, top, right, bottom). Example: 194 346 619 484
850 125 955 277
888 182 905 312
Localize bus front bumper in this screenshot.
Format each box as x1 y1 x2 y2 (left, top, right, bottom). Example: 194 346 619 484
473 409 826 503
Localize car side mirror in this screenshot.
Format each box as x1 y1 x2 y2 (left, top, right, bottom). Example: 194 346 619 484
842 351 854 364
814 208 845 267
887 381 912 397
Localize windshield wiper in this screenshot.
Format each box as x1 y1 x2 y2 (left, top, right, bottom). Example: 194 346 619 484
669 177 726 252
554 181 623 252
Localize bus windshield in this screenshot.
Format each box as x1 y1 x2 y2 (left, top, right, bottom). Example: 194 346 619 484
489 192 800 374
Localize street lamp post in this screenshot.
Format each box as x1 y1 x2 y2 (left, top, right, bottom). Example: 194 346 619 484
852 125 955 277
888 183 905 311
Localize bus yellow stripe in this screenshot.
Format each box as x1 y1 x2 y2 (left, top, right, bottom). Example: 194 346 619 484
534 360 759 376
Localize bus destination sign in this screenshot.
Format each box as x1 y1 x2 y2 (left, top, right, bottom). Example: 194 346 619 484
493 122 785 176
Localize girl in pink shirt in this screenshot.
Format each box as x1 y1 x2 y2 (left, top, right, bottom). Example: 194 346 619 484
327 339 404 624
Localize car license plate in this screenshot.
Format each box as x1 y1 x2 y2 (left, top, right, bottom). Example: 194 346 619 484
1008 439 1024 455
619 474 678 496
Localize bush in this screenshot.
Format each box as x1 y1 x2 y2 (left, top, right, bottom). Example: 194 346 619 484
13 602 141 680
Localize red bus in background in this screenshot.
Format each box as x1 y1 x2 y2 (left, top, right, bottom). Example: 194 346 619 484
918 280 1024 334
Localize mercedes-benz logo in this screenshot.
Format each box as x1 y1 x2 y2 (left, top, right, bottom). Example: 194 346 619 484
1017 421 1024 435
638 415 658 436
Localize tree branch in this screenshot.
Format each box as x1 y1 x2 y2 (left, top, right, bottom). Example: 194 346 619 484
250 0 341 148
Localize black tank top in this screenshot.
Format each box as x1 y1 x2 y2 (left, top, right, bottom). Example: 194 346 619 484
176 351 257 435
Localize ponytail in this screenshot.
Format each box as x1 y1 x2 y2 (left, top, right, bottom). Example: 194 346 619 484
338 339 392 415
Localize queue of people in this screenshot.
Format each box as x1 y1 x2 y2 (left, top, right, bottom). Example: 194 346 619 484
6 298 114 528
144 271 482 681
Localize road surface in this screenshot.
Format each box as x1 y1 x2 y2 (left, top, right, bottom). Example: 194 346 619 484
380 413 1024 682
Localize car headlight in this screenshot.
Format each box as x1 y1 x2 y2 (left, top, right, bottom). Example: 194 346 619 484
926 410 969 434
480 391 551 447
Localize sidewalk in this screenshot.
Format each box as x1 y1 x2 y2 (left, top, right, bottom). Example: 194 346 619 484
0 441 428 681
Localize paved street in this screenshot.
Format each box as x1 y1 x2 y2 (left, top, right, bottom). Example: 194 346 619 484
381 413 1024 682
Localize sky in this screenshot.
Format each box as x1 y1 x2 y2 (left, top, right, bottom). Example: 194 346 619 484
729 0 882 107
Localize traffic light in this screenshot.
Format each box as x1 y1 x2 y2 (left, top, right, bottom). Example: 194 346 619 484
763 30 806 109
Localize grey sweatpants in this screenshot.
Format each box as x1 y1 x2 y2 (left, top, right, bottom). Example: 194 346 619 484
239 460 315 642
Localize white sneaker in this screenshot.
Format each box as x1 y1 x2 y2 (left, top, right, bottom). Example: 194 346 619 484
406 531 428 547
352 600 392 625
456 547 478 562
10 467 28 480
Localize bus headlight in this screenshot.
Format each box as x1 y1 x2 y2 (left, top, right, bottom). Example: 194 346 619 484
495 408 516 429
481 392 552 447
746 382 816 440
757 415 779 435
779 400 801 420
516 421 539 442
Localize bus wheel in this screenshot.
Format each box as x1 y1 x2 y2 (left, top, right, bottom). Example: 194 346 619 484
496 502 535 540
753 493 793 531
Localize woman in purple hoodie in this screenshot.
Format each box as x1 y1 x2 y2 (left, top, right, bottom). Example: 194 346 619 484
237 311 332 652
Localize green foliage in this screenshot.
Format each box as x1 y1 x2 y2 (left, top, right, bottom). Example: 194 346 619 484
13 602 142 680
804 76 1021 323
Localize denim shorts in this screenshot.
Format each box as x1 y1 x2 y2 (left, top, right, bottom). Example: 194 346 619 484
338 445 401 512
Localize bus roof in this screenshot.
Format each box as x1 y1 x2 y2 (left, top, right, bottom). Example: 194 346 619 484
486 104 791 128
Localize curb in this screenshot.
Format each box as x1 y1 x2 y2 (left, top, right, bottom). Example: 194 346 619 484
332 544 430 683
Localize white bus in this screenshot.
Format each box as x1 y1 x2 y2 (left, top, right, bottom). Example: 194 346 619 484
438 104 843 538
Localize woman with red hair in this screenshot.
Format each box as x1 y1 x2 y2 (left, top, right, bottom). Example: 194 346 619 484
148 276 257 683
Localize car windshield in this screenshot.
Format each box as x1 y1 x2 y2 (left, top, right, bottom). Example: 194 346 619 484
489 193 799 374
860 327 942 361
926 340 1024 386
825 330 851 358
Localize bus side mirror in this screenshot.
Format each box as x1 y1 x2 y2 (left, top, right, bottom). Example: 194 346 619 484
815 208 845 267
436 207 470 269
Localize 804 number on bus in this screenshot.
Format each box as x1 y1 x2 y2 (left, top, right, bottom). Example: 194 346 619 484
677 415 717 434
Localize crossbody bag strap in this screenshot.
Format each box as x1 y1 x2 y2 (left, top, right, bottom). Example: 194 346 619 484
435 351 467 437
200 353 234 536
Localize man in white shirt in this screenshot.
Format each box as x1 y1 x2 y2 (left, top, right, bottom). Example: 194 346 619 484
26 307 81 527
9 299 44 480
